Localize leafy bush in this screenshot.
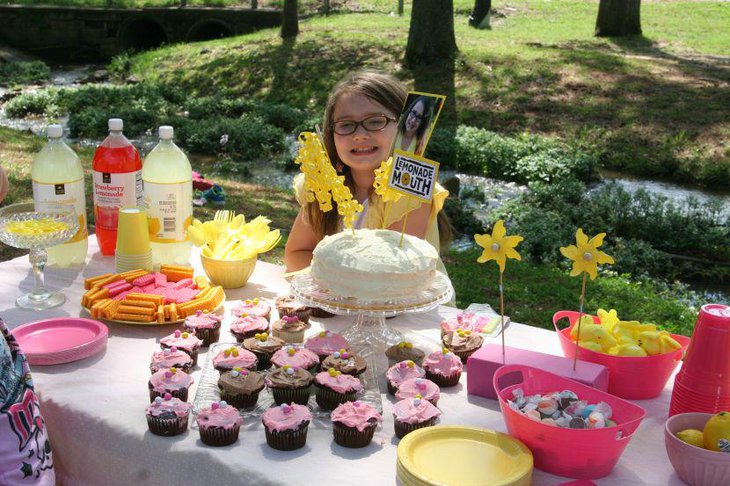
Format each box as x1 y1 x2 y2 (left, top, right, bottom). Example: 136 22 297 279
507 148 594 184
454 126 522 175
0 61 50 86
4 89 59 117
175 115 284 159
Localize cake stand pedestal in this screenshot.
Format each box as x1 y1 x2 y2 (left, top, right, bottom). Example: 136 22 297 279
291 271 454 356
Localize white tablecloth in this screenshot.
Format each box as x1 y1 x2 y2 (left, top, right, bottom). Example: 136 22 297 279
0 236 682 485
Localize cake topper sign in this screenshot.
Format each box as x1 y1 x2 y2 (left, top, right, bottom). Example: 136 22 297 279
387 150 440 202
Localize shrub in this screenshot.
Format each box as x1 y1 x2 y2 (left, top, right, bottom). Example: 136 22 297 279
175 115 284 160
0 61 50 86
4 90 59 117
507 148 594 184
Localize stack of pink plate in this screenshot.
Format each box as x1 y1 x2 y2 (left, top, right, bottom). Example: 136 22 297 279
11 318 108 365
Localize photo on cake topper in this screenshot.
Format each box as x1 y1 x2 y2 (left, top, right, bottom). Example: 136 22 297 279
391 92 446 157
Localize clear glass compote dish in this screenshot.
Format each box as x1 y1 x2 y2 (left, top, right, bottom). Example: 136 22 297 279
291 271 454 357
0 202 78 310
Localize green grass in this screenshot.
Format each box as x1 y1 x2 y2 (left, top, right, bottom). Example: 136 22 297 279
118 1 729 184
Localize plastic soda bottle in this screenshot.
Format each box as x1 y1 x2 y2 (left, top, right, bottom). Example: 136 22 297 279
31 124 88 267
142 126 193 266
91 118 143 255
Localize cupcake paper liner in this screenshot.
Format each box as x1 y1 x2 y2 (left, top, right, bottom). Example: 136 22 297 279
425 369 461 387
394 417 438 439
314 384 357 411
276 306 311 324
332 422 377 448
185 325 220 348
146 415 189 436
272 328 306 344
265 422 310 451
231 330 265 343
252 351 274 371
271 385 311 406
219 388 261 409
149 386 189 403
387 381 398 396
309 307 334 318
199 425 240 447
452 348 479 364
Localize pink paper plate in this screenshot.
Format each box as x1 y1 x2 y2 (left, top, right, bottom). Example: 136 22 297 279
11 317 108 366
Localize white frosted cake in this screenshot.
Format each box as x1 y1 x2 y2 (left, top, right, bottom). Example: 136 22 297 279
311 229 439 300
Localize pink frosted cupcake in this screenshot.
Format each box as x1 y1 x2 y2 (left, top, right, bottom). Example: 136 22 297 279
150 346 193 374
395 378 440 406
230 315 269 342
231 297 271 319
271 315 311 343
196 400 242 446
304 331 349 361
183 310 222 347
262 403 312 451
331 401 382 448
392 396 441 439
212 345 258 373
386 360 426 395
314 368 363 410
145 392 190 436
271 345 320 374
160 329 203 366
148 367 193 402
422 348 463 387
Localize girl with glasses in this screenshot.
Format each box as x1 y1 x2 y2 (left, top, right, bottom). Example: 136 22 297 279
284 70 452 275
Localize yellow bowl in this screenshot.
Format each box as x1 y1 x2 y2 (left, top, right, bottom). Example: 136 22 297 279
200 254 257 289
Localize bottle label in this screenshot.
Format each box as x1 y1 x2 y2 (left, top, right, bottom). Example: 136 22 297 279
92 170 144 231
32 178 88 243
143 180 192 243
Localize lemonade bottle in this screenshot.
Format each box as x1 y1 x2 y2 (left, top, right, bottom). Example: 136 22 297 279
142 126 193 266
92 118 143 255
32 124 88 267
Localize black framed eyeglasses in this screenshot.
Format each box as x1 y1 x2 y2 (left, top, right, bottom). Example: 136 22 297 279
332 115 396 135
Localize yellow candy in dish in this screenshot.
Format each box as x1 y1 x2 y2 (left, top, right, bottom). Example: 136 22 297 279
5 218 69 236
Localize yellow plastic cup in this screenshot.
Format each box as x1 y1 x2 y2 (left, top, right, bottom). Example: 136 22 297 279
115 206 151 256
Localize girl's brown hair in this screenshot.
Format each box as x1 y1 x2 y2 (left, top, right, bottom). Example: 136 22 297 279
304 70 452 250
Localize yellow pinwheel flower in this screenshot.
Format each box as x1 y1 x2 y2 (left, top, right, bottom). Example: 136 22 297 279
474 220 523 273
373 157 402 203
560 228 614 280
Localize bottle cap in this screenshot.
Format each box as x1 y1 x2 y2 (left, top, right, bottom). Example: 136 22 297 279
47 124 63 138
158 126 174 140
108 118 123 131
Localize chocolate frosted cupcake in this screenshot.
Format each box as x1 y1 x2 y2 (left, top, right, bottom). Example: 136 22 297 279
385 341 426 367
442 328 484 363
395 377 440 406
217 367 265 408
243 332 285 370
271 315 311 343
262 403 312 451
331 401 382 448
148 367 193 402
183 310 222 347
196 400 242 446
304 331 349 361
422 349 463 387
385 360 426 395
213 345 258 373
265 365 314 405
314 368 363 411
231 297 271 320
146 393 190 436
150 346 193 374
271 345 320 375
160 329 203 366
321 349 367 376
230 315 269 343
392 396 441 439
275 295 311 323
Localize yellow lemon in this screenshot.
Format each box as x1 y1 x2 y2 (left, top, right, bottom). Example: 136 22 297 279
704 411 730 452
676 429 704 448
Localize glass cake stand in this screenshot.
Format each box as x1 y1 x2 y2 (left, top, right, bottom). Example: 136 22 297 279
291 271 454 354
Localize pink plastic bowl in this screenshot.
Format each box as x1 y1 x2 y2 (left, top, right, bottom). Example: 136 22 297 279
494 364 645 480
665 412 730 486
553 310 690 399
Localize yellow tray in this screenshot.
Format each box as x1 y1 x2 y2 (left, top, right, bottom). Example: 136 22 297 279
397 426 533 486
81 300 224 326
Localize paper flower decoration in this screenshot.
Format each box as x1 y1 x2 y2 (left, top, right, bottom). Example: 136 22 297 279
560 229 614 280
474 220 523 273
373 157 402 203
295 132 362 229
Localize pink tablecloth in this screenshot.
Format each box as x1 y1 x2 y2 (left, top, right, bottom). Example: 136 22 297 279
0 236 683 485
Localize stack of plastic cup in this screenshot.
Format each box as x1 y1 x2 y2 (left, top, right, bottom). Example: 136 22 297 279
670 304 730 416
115 206 152 272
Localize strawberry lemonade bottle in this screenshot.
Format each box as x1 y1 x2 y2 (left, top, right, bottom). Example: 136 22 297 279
92 118 143 255
142 126 193 266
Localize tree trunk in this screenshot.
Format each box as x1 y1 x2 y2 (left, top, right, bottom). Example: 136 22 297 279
405 0 457 67
281 0 299 38
595 0 642 36
469 0 491 28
